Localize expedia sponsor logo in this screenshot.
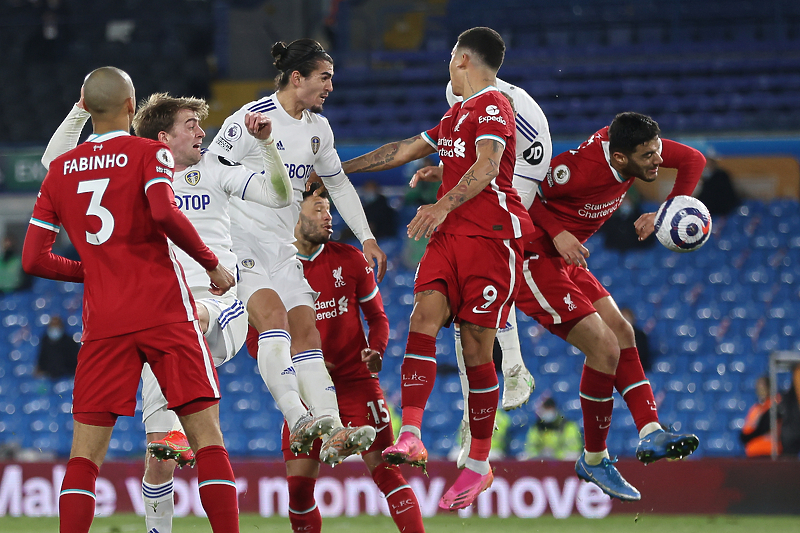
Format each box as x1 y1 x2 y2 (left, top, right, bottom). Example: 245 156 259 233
485 105 500 115
185 170 200 186
241 258 255 269
479 114 507 125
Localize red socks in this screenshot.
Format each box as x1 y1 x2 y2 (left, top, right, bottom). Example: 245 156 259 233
195 445 239 532
59 457 99 533
579 365 615 453
287 476 321 533
400 332 437 429
615 347 659 430
372 463 425 533
466 361 499 461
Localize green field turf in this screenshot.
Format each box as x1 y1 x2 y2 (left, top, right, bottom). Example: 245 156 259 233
1 513 798 533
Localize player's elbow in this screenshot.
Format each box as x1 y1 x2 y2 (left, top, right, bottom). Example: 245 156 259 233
21 251 40 276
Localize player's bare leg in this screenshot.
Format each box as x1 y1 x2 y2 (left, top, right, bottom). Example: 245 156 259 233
178 403 239 531
439 321 497 510
383 290 450 468
248 288 321 449
566 314 639 501
594 296 699 463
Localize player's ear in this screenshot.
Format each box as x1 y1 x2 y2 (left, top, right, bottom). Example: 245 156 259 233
157 130 170 144
612 151 627 166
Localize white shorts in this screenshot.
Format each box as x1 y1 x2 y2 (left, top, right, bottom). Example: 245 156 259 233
141 289 247 432
232 231 316 312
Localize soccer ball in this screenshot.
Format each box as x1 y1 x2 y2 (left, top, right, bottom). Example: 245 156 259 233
653 195 712 253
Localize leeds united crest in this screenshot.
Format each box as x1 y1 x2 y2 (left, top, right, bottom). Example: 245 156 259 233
185 170 201 186
311 136 320 155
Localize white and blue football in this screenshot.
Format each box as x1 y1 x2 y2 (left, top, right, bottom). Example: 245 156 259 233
654 195 712 253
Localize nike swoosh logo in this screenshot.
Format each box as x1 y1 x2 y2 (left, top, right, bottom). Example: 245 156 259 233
376 424 390 432
474 414 493 421
403 383 425 387
395 507 412 514
599 423 611 429
472 306 490 314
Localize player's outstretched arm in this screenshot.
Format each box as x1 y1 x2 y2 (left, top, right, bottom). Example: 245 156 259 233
41 101 90 170
407 138 500 240
242 111 293 208
342 135 435 174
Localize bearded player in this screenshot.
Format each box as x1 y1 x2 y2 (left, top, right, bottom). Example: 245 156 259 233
516 112 705 500
339 27 534 510
244 184 425 533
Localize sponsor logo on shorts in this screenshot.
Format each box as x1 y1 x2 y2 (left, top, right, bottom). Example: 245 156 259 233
553 164 570 185
216 137 233 152
311 136 320 155
472 306 491 314
241 258 255 269
224 123 242 142
185 170 201 186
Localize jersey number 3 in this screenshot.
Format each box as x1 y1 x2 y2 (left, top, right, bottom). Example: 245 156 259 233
78 178 115 245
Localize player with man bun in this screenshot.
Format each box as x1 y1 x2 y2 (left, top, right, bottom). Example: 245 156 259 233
209 38 385 465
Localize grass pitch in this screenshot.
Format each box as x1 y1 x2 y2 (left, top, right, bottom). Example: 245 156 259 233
0 513 798 532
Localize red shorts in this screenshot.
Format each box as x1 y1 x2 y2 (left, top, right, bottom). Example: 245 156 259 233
281 376 395 462
515 248 610 340
73 321 220 418
414 232 524 329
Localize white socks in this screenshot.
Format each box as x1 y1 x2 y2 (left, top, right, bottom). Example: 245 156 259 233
584 449 611 466
497 307 524 374
142 479 175 533
454 326 470 426
257 329 306 428
293 349 343 427
640 422 663 439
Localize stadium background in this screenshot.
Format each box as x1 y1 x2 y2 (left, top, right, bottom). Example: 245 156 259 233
1 0 800 520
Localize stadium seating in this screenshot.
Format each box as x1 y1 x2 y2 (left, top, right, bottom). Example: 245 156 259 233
0 198 797 460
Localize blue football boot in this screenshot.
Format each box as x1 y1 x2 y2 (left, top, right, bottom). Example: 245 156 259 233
575 452 641 501
635 428 699 465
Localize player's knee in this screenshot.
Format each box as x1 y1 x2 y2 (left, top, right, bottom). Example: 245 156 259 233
248 305 288 332
145 454 177 483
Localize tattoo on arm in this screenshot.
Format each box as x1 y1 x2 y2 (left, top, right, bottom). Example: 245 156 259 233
345 136 421 173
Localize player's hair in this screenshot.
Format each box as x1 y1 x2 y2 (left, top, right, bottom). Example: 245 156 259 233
272 39 333 89
608 112 661 156
456 27 505 71
302 182 330 201
132 93 209 141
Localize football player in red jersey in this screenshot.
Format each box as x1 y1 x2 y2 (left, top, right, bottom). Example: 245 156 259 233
339 27 534 509
21 67 240 533
517 112 705 501
244 184 424 533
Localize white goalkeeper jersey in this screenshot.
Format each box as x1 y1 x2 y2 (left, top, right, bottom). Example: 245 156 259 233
208 93 373 245
447 78 552 208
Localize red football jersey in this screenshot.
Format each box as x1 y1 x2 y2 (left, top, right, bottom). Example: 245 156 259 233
30 131 204 341
532 126 706 245
298 242 389 382
422 86 533 240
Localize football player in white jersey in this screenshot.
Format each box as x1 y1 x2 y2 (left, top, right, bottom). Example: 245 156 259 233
413 77 552 466
41 92 295 533
208 38 385 466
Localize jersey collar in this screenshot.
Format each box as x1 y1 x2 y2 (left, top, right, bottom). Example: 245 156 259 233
601 140 629 184
462 85 499 104
86 130 130 143
296 243 325 262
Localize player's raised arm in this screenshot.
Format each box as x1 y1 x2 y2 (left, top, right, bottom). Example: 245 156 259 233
341 135 436 175
242 111 293 208
407 137 502 240
41 97 90 170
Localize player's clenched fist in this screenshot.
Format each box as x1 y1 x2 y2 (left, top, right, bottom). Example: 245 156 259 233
244 111 273 141
407 203 448 241
207 263 236 295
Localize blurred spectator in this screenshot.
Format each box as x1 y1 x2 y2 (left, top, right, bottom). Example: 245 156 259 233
621 307 651 372
361 179 397 238
0 235 31 293
600 189 653 252
740 375 781 457
522 397 582 460
34 315 79 379
779 363 800 457
696 156 741 217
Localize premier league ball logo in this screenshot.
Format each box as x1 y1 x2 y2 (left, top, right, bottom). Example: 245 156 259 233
654 196 712 253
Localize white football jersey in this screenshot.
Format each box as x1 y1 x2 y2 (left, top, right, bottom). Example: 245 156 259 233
447 78 552 200
209 94 345 245
171 150 254 287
